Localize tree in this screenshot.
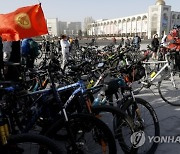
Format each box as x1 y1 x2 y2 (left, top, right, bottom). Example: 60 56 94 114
78 30 82 38
83 17 95 36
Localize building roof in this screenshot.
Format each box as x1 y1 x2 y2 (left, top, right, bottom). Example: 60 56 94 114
156 0 166 5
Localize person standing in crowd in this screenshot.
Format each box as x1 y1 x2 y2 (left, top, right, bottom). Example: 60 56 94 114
21 38 39 69
120 37 124 46
112 37 116 45
124 36 131 47
3 40 12 62
161 34 168 47
74 37 79 48
60 35 70 69
132 34 141 49
54 37 61 54
91 37 96 45
4 41 21 81
45 39 50 53
9 41 21 63
151 34 159 60
69 37 73 52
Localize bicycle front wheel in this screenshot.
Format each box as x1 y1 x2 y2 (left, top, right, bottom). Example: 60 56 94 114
45 113 117 154
0 134 62 154
158 72 180 106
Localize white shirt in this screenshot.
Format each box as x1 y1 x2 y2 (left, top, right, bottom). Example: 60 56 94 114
3 41 12 53
161 35 168 47
60 39 70 53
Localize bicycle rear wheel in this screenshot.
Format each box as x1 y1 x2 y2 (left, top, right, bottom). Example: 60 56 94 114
92 105 135 153
118 97 160 154
45 113 117 154
158 72 180 106
0 134 62 154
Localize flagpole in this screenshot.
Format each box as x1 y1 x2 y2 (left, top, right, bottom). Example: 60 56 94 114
37 0 41 4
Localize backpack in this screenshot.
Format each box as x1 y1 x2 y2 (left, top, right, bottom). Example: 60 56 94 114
21 39 31 57
28 40 39 58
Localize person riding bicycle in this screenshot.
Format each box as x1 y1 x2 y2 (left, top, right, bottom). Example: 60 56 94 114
165 25 180 71
166 25 180 50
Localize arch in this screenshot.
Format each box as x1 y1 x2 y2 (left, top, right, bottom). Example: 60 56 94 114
142 15 147 20
118 20 121 23
172 14 176 19
177 15 180 19
122 19 126 33
162 13 168 32
151 14 158 36
122 19 126 23
137 16 141 21
126 18 131 34
131 17 136 21
127 18 131 22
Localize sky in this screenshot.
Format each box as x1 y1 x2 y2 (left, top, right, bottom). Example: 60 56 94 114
0 0 180 23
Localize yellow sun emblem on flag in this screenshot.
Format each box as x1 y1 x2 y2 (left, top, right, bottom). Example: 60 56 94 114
15 13 31 29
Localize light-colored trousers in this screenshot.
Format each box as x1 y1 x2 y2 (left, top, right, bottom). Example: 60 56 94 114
61 49 69 69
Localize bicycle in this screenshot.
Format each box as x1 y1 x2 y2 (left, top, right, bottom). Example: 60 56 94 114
87 56 160 154
132 51 180 106
0 61 117 154
0 94 62 154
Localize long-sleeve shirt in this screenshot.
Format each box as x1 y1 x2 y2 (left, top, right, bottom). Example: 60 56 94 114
60 39 70 53
151 38 159 48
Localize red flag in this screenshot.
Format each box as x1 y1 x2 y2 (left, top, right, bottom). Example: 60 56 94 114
0 4 48 41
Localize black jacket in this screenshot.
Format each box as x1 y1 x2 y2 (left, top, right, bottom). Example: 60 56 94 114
151 38 159 48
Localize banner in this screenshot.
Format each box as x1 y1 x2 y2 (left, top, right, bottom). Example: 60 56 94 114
0 4 48 41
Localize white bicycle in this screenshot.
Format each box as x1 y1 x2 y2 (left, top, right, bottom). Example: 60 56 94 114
132 51 180 106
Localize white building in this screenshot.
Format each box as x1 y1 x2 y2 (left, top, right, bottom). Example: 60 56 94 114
47 19 82 37
46 18 60 36
67 22 82 36
59 21 67 35
88 0 180 39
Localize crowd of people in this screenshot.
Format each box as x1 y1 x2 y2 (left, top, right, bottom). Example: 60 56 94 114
0 35 81 81
1 24 180 82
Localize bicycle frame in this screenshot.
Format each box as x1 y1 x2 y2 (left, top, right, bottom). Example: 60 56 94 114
3 78 90 133
141 53 177 88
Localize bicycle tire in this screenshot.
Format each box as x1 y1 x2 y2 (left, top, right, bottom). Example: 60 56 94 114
119 97 160 154
158 72 180 106
92 105 136 153
0 134 62 154
45 113 117 154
